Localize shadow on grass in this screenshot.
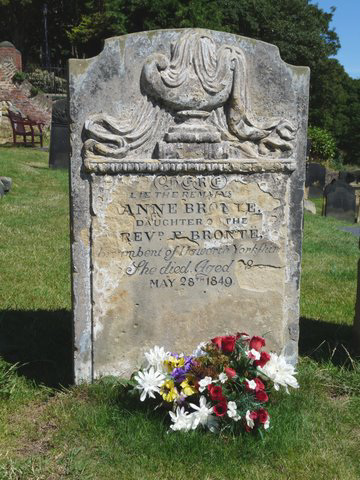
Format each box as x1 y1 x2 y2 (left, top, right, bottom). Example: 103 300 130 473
0 311 357 388
300 316 357 365
0 309 73 388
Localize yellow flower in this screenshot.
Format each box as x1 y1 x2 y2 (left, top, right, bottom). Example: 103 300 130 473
181 376 197 397
160 379 179 402
164 356 185 372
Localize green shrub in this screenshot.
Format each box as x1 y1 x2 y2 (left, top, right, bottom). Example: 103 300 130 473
26 68 67 94
12 68 67 94
12 71 26 83
29 86 40 97
308 126 337 166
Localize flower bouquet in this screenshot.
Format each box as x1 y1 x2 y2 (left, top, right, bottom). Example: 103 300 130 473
131 332 299 434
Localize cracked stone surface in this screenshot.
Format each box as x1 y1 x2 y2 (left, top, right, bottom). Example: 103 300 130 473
69 29 310 382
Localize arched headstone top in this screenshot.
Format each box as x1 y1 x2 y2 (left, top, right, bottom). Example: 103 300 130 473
69 29 310 383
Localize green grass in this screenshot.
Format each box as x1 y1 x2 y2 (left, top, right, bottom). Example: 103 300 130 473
0 147 70 310
0 147 359 479
301 210 357 324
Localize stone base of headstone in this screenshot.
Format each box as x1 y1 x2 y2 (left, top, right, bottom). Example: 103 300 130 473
304 199 316 214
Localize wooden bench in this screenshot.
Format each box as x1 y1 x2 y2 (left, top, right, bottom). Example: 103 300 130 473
7 109 44 147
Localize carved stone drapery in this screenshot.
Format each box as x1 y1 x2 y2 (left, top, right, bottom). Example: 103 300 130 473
82 31 297 165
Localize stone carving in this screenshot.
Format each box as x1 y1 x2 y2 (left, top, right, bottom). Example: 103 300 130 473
83 31 296 162
70 29 309 383
83 97 160 160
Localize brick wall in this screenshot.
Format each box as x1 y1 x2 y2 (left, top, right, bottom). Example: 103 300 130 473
0 43 51 128
0 44 22 71
0 57 17 85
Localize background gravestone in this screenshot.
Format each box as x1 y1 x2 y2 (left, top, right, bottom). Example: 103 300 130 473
324 180 356 222
305 163 339 199
339 171 356 184
306 162 326 198
325 169 339 187
49 98 70 169
69 29 310 383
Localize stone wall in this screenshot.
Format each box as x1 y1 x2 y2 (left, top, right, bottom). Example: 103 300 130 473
0 42 51 140
0 41 22 76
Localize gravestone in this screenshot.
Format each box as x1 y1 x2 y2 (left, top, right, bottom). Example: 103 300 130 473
339 171 355 184
350 182 360 223
49 98 70 169
69 29 310 383
325 169 339 187
306 162 326 198
324 180 356 222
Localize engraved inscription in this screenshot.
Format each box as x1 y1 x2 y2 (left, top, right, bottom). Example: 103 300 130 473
91 174 285 294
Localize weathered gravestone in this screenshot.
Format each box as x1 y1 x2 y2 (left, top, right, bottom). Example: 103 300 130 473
306 162 326 198
49 98 70 169
324 180 356 222
339 171 356 184
69 29 310 382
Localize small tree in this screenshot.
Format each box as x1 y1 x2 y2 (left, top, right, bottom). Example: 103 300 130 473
307 126 337 167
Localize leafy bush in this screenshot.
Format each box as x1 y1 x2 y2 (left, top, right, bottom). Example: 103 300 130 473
12 71 26 83
308 126 337 166
29 86 40 97
26 68 67 94
12 69 67 94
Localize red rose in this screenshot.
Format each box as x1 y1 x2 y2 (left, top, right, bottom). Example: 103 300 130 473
254 377 265 392
255 390 269 403
249 336 266 351
249 411 258 421
211 336 223 349
244 411 258 432
208 385 224 402
211 335 236 353
257 408 269 424
214 401 227 417
224 367 236 379
221 336 236 353
254 351 271 368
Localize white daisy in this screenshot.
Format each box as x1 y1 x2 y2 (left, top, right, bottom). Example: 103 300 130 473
245 379 257 390
192 341 207 357
218 372 228 384
198 376 213 392
227 401 241 422
144 345 170 372
134 367 165 401
247 349 261 361
257 353 299 393
245 410 256 429
189 395 216 430
169 407 194 431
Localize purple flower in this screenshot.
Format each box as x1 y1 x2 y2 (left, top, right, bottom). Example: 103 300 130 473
170 356 194 382
171 367 186 382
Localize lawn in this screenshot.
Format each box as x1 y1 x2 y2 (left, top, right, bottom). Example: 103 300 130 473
0 147 359 480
